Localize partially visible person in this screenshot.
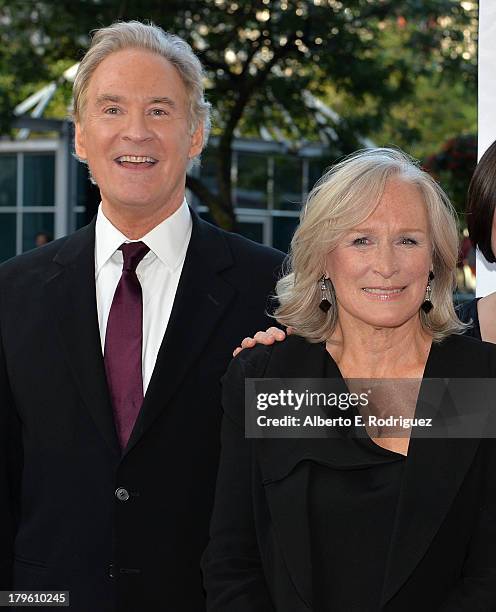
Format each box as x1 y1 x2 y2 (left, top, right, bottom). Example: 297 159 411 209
34 231 52 247
458 139 496 341
203 148 496 611
458 228 476 291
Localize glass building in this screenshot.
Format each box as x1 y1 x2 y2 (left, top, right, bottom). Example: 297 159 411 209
0 127 330 262
192 139 330 253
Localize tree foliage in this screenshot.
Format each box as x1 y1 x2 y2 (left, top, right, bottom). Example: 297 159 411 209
0 0 477 228
423 133 477 219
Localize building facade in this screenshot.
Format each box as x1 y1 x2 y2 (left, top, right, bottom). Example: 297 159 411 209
0 126 330 262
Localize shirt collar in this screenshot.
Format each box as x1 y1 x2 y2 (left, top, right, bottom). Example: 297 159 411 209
95 199 192 276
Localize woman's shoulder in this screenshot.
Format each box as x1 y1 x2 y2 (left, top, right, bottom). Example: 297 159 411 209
228 334 318 379
221 335 322 425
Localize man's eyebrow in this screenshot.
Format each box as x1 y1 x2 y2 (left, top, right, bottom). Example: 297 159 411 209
94 94 176 108
95 94 124 105
148 96 176 107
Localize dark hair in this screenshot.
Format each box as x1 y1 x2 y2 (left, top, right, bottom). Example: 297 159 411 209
467 140 496 263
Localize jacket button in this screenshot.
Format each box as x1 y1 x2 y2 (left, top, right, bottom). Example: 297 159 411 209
115 487 130 502
108 563 115 578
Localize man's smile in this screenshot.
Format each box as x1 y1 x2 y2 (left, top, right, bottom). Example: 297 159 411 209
114 155 158 169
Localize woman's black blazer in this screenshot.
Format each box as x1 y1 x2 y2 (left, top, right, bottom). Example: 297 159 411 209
202 334 496 611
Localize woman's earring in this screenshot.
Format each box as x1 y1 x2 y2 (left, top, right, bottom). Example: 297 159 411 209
319 275 331 313
421 271 435 314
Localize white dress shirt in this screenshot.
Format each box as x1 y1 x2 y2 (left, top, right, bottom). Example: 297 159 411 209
95 200 192 394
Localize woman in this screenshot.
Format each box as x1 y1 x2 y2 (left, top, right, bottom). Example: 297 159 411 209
202 148 496 611
458 139 496 341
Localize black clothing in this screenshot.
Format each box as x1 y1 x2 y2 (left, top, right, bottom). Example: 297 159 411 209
0 210 284 612
311 456 404 611
203 334 496 611
311 355 405 611
457 297 482 340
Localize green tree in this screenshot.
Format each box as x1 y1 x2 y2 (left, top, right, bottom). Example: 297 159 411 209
0 0 477 229
423 134 477 218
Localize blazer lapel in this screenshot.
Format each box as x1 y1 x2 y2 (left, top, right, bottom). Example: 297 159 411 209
257 339 330 610
124 212 236 454
381 340 481 606
263 460 313 610
45 221 120 457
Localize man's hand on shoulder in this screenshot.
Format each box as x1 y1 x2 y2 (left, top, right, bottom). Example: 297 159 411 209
233 326 291 357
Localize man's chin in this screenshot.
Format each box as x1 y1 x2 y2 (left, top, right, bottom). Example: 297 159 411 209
101 193 160 212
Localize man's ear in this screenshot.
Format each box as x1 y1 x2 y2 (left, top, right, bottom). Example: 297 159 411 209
188 122 204 159
74 122 87 160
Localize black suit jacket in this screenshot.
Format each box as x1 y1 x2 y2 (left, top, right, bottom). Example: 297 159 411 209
202 334 496 611
0 210 284 612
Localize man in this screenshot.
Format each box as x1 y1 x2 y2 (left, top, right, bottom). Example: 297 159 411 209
34 232 52 248
0 21 283 612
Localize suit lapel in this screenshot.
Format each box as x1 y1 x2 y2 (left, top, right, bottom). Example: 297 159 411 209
124 212 236 455
42 213 240 458
45 221 120 457
381 339 481 605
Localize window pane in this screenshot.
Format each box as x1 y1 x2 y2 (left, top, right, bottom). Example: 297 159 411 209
308 158 330 192
237 222 264 245
236 154 267 209
76 212 89 229
0 213 16 262
0 155 17 207
273 216 299 253
23 153 55 206
22 213 54 252
198 149 219 196
274 156 302 211
199 210 216 226
76 162 91 208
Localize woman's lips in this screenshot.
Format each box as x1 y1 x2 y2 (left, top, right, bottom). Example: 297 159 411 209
361 287 406 300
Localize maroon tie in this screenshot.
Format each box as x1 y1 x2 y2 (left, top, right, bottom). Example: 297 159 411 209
104 241 150 449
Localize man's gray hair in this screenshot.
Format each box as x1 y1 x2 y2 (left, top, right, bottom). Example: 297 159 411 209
72 20 211 145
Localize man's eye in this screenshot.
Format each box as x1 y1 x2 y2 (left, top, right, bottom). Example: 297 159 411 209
150 108 168 116
104 107 120 114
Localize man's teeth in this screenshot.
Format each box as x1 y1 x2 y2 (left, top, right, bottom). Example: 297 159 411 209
362 288 403 294
117 155 156 163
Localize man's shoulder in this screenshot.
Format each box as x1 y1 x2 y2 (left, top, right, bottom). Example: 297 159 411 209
193 215 285 268
0 237 62 278
0 222 94 283
223 229 284 265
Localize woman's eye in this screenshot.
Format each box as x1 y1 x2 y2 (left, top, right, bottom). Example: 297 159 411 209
400 237 417 245
353 237 369 246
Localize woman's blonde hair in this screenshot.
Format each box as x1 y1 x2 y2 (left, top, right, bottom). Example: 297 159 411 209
274 147 467 342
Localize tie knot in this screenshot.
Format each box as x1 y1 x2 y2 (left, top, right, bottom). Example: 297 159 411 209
120 241 150 272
